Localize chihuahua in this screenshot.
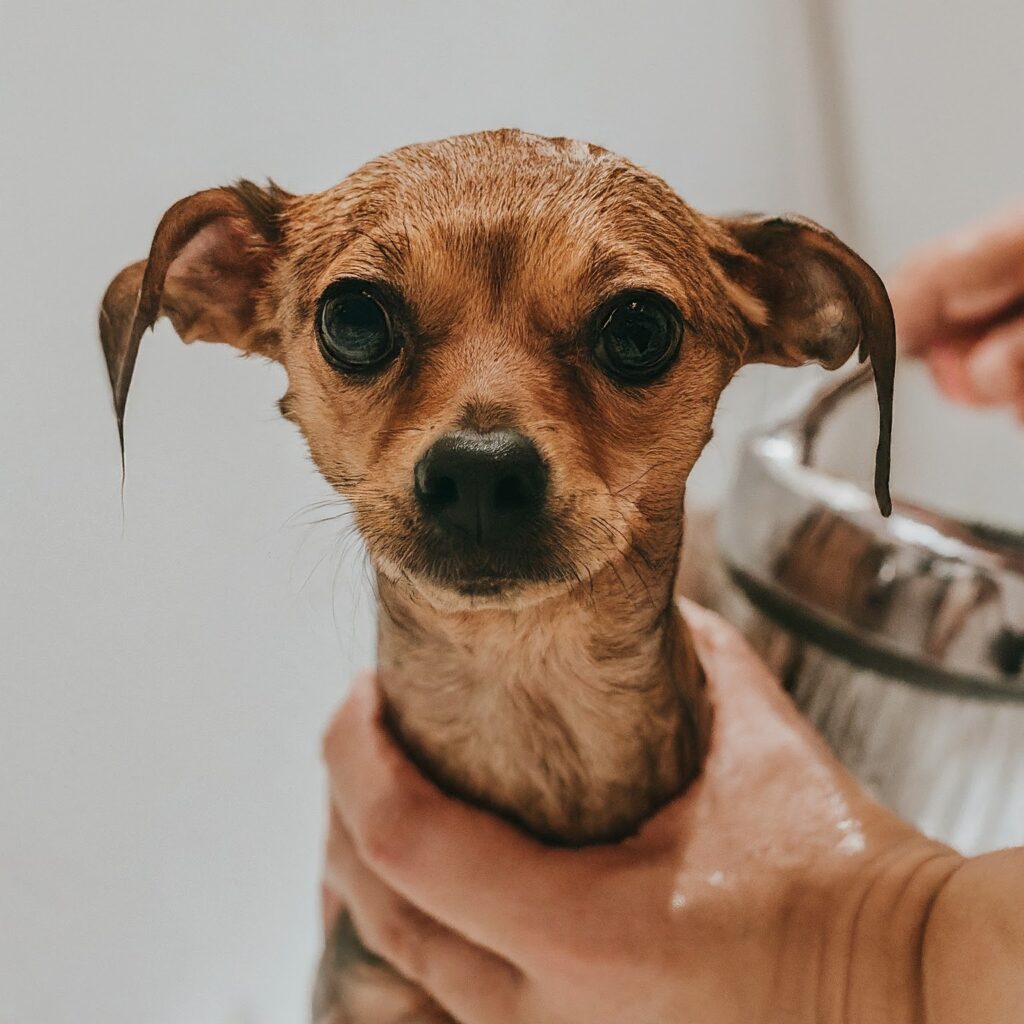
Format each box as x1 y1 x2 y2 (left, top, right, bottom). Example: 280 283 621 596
100 129 894 1024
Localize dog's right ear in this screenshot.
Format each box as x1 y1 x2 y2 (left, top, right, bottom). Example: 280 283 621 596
99 180 290 454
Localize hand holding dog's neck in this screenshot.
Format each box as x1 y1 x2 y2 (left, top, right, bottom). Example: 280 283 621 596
375 563 711 845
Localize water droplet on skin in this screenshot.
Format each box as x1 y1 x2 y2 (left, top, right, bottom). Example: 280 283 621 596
837 831 866 855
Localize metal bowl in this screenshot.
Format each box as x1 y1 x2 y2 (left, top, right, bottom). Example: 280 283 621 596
716 363 1024 854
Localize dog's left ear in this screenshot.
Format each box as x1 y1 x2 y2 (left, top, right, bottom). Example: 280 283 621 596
99 180 290 455
714 214 896 516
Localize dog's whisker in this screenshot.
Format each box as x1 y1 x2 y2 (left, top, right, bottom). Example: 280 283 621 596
290 510 358 529
296 538 341 596
284 497 351 524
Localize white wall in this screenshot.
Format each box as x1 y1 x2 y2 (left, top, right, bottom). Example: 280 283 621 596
2 1 1020 1022
837 0 1024 261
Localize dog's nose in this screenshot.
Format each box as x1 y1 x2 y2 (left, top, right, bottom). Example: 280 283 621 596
414 429 548 545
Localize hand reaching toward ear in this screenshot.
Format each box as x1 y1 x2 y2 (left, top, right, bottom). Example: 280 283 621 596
321 601 1024 1024
888 204 1024 420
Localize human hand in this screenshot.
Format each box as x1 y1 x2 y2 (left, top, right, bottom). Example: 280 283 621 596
888 204 1024 419
321 601 969 1024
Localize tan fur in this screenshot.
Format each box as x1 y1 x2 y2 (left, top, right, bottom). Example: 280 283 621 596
378 569 707 846
98 129 896 1024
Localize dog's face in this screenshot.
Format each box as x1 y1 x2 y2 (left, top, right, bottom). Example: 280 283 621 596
100 130 894 609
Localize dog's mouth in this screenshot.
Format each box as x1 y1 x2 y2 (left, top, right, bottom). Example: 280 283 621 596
370 511 584 606
410 539 574 599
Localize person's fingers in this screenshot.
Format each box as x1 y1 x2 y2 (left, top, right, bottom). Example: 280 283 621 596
676 600 923 867
937 207 1024 326
328 807 523 1024
888 256 948 355
964 319 1024 405
322 792 350 935
322 882 343 936
919 318 1024 407
677 599 793 710
890 205 1024 353
322 674 608 966
676 599 867 787
925 343 986 404
323 804 354 913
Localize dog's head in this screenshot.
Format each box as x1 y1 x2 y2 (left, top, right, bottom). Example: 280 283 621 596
100 129 894 610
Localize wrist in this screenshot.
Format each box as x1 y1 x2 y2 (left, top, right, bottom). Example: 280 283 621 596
843 839 963 1024
781 830 964 1024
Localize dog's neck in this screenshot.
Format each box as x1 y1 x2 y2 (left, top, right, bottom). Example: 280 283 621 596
374 553 711 845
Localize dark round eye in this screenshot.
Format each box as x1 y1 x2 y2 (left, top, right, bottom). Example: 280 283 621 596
316 282 398 372
593 293 682 382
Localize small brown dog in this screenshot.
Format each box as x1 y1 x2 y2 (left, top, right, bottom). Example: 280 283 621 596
100 129 894 1024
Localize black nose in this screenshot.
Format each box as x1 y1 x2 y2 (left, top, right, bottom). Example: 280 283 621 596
414 429 548 545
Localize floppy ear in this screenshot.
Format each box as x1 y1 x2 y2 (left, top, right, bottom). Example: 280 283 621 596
98 180 290 455
715 214 896 516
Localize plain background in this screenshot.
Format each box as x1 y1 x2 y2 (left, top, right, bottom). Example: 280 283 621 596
1 2 1022 1022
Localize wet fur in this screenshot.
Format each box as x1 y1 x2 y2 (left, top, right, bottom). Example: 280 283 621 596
98 129 895 1024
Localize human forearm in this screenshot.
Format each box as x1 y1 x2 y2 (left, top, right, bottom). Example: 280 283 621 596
923 848 1024 1023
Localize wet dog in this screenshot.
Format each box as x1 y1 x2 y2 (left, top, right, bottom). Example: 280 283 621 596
100 129 894 1023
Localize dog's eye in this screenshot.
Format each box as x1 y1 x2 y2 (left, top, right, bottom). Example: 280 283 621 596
593 293 682 383
317 282 398 372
